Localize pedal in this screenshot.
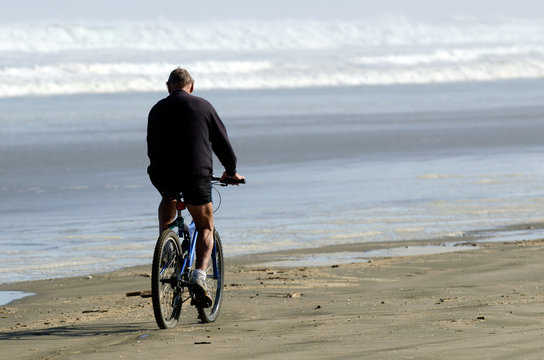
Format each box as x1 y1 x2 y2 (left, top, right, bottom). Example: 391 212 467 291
189 285 212 308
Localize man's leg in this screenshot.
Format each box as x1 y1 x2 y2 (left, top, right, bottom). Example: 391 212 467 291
186 202 214 308
158 197 177 233
187 202 214 271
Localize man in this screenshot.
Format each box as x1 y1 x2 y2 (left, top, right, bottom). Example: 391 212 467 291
147 67 244 307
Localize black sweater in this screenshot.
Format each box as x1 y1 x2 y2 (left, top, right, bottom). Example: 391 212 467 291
147 90 237 179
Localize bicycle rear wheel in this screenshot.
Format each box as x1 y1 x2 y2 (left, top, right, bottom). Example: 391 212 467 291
151 230 183 329
197 228 224 323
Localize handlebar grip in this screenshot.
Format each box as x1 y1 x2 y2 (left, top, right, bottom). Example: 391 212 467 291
224 178 246 185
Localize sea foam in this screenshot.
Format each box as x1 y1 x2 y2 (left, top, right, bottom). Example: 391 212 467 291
1 16 544 97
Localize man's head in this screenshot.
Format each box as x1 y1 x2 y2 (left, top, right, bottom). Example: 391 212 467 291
166 67 194 94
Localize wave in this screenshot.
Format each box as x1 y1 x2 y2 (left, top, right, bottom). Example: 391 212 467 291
1 16 544 53
1 16 544 96
2 56 543 97
351 45 544 66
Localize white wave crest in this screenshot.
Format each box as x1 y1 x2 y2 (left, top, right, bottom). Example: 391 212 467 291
2 56 544 97
1 16 544 96
1 16 544 53
351 45 544 66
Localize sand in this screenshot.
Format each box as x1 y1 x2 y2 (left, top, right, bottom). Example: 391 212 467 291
1 236 544 360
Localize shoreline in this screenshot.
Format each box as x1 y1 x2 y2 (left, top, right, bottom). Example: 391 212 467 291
1 228 544 359
2 220 543 305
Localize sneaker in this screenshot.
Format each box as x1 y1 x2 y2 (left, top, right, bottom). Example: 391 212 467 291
189 270 213 308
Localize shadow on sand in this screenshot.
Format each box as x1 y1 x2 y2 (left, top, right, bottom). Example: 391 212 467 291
0 322 152 341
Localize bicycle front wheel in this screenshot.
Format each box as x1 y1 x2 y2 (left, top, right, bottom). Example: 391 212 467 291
197 228 224 323
151 230 182 329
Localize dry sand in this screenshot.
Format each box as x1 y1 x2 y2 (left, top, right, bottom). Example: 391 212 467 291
1 237 543 360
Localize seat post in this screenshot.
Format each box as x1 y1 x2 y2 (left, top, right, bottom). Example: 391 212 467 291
176 196 186 217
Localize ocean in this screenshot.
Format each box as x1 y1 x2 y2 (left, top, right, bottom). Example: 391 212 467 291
1 16 544 290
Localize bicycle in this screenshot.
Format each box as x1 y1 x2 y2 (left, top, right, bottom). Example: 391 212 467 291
151 176 245 329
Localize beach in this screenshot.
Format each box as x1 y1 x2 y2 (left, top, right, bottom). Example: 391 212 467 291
2 9 544 359
2 77 544 360
1 227 544 359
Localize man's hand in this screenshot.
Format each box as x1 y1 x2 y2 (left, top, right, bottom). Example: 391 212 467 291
220 171 245 184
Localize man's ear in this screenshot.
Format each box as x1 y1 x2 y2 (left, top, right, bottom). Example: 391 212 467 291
189 82 194 93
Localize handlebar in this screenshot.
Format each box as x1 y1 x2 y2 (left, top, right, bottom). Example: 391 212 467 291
211 176 246 186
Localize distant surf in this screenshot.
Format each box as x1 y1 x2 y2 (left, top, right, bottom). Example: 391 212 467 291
1 16 544 97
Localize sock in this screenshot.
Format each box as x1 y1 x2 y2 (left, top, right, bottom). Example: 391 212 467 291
193 269 206 278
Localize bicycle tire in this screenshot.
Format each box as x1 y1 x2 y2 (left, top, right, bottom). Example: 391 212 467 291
197 228 224 323
151 230 183 329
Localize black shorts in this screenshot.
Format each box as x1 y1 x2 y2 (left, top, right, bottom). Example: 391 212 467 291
149 172 212 205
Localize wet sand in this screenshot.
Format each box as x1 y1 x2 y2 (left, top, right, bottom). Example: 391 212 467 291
1 233 544 360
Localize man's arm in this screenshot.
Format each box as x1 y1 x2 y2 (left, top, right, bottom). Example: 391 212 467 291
208 108 238 176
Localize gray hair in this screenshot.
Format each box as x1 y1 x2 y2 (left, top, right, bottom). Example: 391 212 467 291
167 67 194 86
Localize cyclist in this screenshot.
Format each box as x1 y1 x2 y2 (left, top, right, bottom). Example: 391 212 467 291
147 67 244 307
